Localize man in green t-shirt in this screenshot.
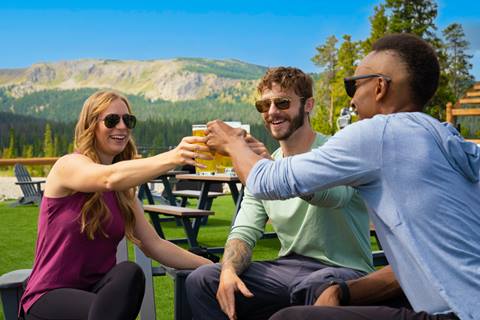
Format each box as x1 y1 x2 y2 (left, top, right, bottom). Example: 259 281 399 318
186 67 373 320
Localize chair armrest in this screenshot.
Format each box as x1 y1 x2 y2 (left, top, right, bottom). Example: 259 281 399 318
15 180 46 185
15 180 45 194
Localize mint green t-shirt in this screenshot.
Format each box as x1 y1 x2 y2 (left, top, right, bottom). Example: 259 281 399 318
229 133 374 274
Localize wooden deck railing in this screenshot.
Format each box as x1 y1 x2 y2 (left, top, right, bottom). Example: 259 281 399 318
0 155 143 167
445 82 480 144
0 157 59 166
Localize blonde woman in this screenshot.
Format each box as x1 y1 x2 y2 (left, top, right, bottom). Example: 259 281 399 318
20 91 213 320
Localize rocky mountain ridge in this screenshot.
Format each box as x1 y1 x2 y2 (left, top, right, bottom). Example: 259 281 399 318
0 58 266 102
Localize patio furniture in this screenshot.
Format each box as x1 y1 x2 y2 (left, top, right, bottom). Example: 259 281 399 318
0 269 31 320
143 204 214 248
12 164 45 206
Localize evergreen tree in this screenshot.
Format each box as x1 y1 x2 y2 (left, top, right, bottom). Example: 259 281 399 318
385 0 438 39
43 123 55 157
311 36 339 133
3 128 16 158
311 0 474 125
311 35 360 134
22 144 34 158
362 4 388 53
54 136 60 157
442 23 474 100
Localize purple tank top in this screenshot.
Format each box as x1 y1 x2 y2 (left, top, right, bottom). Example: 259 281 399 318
20 191 125 314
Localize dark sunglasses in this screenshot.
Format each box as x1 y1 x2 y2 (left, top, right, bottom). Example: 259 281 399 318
344 73 392 98
255 97 293 113
99 114 137 129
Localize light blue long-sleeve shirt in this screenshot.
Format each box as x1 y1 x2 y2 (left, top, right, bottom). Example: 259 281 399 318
246 112 480 320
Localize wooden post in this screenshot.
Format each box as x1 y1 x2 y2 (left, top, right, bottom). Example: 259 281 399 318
446 102 453 124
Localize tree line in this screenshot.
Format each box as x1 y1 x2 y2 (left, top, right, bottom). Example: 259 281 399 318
0 112 278 175
309 0 475 135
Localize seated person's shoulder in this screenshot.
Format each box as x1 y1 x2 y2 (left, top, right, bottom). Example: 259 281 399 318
52 153 94 173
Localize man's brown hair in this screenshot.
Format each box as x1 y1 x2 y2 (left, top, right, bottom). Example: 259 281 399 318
257 67 313 100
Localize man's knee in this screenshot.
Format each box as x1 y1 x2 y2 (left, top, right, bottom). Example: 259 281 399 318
186 263 221 295
292 267 361 305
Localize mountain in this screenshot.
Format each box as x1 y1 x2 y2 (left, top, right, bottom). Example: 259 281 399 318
0 58 266 102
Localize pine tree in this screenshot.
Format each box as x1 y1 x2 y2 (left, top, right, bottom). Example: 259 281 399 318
332 35 361 130
385 0 438 39
311 0 474 123
3 128 16 158
311 35 360 134
362 4 388 53
311 36 339 133
442 23 474 100
43 123 55 157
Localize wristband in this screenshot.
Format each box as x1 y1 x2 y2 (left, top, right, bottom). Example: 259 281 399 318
329 280 350 305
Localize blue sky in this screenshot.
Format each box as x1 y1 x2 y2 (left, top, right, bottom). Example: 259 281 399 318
1 0 479 79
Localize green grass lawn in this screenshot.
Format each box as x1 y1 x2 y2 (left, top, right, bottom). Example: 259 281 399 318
0 196 280 320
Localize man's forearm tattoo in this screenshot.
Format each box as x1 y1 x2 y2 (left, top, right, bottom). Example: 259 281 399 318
221 239 253 274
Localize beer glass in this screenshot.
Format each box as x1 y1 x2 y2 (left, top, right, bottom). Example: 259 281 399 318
215 121 240 174
192 124 216 175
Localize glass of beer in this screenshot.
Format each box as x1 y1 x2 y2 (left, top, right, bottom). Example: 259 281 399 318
215 121 240 174
192 124 216 175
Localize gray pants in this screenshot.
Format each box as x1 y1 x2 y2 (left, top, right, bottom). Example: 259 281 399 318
186 254 366 320
269 306 459 320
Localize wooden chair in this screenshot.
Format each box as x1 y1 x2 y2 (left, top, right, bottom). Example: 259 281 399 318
0 241 129 320
12 164 45 206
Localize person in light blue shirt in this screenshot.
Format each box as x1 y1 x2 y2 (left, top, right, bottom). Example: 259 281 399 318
206 33 478 320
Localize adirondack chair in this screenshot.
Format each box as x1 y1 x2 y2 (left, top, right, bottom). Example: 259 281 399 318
12 164 45 206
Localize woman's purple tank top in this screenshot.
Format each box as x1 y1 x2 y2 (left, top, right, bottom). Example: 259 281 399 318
20 191 125 314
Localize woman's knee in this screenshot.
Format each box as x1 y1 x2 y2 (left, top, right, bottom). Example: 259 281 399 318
115 261 145 287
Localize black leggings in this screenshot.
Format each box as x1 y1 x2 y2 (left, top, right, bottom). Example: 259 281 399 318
25 261 145 320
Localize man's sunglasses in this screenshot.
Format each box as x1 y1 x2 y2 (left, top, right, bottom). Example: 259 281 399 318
255 97 293 113
344 73 392 98
99 114 137 129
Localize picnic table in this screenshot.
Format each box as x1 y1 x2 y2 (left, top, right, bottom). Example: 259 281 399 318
138 170 189 206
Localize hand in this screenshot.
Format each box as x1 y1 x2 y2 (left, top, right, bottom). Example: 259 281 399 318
314 284 341 306
216 268 254 320
206 120 246 156
244 134 272 160
171 136 212 168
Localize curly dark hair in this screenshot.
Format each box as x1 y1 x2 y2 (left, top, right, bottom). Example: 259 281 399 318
257 67 313 100
372 33 440 109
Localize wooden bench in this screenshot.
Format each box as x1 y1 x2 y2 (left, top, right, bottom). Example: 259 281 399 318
172 190 224 225
143 204 213 248
172 190 224 208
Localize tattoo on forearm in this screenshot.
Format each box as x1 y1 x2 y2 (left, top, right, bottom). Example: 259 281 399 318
221 239 252 274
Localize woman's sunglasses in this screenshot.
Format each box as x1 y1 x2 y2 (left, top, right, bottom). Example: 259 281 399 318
99 114 137 129
344 73 392 98
254 97 292 113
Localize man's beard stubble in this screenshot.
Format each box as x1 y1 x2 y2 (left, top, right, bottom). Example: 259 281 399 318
264 104 305 141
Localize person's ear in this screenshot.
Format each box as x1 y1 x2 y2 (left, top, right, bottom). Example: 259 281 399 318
304 97 314 114
374 77 389 102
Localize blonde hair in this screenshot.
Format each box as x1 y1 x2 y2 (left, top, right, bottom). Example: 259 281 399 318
74 90 139 243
